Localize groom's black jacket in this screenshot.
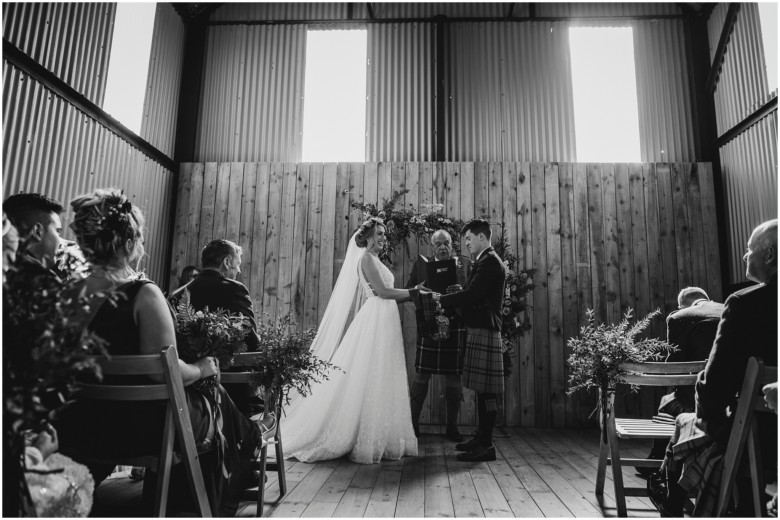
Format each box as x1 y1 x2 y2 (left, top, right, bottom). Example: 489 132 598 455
438 247 506 331
170 268 260 351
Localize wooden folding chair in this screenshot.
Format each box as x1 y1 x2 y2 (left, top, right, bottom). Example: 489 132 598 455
222 352 287 517
77 346 212 517
595 360 707 517
716 357 778 517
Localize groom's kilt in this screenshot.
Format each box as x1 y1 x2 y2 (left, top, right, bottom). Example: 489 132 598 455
461 328 504 394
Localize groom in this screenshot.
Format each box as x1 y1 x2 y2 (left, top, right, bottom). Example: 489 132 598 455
433 218 507 462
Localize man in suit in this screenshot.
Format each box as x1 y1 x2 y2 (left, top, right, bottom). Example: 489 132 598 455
170 239 260 413
650 219 778 516
406 229 469 442
433 219 507 462
638 287 724 472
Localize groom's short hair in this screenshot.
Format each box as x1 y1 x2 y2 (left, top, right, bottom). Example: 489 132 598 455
202 239 243 268
461 218 491 240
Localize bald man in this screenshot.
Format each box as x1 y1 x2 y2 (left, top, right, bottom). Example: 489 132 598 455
650 219 778 516
406 229 470 442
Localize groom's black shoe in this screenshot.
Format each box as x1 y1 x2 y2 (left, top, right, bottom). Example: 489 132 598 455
456 445 496 462
455 436 481 452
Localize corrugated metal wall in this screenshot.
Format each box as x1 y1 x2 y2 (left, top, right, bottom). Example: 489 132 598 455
446 21 576 162
2 64 176 285
2 2 115 106
719 113 778 283
634 20 696 162
366 23 435 161
2 3 179 285
140 3 186 158
712 4 770 136
211 2 349 22
195 24 306 162
708 3 778 285
199 15 693 163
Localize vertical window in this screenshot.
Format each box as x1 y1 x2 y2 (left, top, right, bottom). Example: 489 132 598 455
103 3 157 134
569 27 642 163
757 3 778 94
301 29 367 162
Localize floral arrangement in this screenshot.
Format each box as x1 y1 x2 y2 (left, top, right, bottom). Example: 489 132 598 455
348 190 465 264
54 240 90 280
174 288 250 387
566 308 676 435
3 261 108 516
241 314 340 407
492 223 536 354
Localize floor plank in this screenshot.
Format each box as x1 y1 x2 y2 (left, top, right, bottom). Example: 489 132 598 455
92 428 664 518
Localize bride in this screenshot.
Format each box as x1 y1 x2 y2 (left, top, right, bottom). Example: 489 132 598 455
281 217 418 463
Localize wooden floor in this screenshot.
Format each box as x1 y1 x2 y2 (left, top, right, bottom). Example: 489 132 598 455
95 427 663 518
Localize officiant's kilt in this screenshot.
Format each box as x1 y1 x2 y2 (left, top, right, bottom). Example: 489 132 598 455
413 296 465 374
461 328 504 394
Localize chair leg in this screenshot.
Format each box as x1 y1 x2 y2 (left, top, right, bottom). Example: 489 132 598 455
596 436 608 496
154 410 176 517
257 445 268 517
274 437 287 497
747 419 766 517
606 421 627 517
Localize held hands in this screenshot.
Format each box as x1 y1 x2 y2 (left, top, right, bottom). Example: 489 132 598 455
763 382 778 413
194 356 219 380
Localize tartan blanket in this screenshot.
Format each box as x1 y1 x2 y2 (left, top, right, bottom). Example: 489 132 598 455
671 412 725 517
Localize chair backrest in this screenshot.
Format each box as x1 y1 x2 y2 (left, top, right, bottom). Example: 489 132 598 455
716 357 777 516
619 360 708 387
78 346 181 401
221 353 283 417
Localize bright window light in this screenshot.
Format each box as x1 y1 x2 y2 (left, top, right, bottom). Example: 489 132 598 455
757 3 778 94
569 27 642 163
301 30 367 162
103 3 157 134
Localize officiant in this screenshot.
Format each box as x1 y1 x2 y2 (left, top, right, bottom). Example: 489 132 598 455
406 229 470 442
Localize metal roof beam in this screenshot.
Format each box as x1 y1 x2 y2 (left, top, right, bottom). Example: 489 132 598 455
706 3 740 93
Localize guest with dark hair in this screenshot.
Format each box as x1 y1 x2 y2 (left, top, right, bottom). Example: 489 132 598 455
3 193 63 270
178 265 199 288
649 219 778 517
54 188 262 516
170 239 261 415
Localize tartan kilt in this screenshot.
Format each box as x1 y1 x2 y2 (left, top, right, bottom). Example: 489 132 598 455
461 328 504 394
415 321 466 375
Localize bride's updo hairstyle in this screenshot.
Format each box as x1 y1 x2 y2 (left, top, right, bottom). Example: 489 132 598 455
355 216 385 248
70 188 145 268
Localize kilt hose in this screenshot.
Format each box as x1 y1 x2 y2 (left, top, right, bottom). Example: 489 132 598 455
461 328 504 395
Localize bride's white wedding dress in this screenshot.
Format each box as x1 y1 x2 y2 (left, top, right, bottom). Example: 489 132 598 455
281 236 418 464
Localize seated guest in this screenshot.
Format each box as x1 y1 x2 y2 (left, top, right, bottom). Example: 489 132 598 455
649 219 778 517
178 264 199 288
638 288 725 473
55 188 262 516
170 240 261 415
3 193 63 271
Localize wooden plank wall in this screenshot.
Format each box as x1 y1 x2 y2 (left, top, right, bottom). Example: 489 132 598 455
169 162 721 428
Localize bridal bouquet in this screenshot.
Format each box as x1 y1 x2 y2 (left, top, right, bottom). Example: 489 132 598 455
173 288 250 389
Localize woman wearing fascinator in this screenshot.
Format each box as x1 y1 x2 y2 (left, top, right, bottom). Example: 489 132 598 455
281 217 419 464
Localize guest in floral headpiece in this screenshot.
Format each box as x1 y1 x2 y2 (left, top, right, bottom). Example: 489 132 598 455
55 188 263 516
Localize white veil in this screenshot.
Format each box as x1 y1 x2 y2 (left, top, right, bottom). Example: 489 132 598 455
278 231 365 421
308 231 365 362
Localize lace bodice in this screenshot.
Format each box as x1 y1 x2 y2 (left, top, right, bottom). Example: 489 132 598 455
358 253 394 299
